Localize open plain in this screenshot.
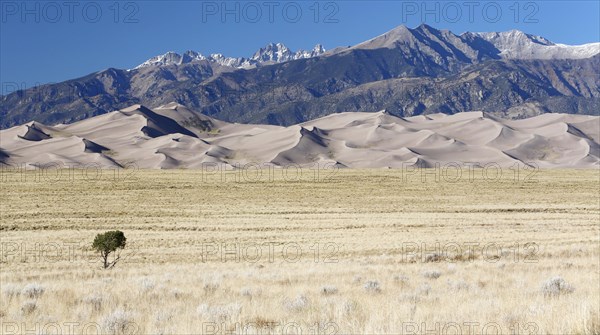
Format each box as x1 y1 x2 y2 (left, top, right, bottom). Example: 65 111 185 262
0 168 598 334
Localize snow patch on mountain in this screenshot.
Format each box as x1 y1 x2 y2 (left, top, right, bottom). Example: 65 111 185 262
466 30 600 60
351 24 599 60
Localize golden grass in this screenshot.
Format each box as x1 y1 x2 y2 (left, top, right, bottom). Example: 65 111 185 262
0 168 599 334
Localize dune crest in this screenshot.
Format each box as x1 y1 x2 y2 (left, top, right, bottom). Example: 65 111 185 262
0 104 598 169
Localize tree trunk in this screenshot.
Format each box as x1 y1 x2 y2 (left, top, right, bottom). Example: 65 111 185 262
102 252 109 269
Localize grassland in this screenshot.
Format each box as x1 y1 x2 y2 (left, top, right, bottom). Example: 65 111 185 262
0 168 599 334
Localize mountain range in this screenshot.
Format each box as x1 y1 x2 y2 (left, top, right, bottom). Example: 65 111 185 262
1 24 599 130
133 43 326 69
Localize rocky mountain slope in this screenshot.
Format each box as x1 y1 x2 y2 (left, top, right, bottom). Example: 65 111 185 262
1 24 598 129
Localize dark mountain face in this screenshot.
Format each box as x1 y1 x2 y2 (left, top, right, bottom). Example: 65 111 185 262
1 25 599 129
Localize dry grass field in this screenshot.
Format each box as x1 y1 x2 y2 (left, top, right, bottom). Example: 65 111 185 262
0 167 599 334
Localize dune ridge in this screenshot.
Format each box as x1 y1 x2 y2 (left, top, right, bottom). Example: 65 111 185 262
1 104 598 169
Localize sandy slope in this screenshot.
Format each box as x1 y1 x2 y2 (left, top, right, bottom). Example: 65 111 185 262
0 104 598 169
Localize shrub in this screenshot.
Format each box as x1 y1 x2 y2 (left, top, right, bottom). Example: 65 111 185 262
248 316 278 330
2 284 21 299
447 279 470 291
240 287 253 297
197 303 242 321
393 275 410 284
399 292 420 303
139 277 155 293
417 283 432 296
541 276 574 297
425 252 444 262
20 300 37 315
364 280 381 293
284 295 309 312
92 231 127 269
102 309 135 335
422 270 442 279
203 282 219 295
83 293 103 311
170 288 184 299
240 287 262 299
21 283 45 299
343 300 358 315
154 310 174 323
320 285 339 295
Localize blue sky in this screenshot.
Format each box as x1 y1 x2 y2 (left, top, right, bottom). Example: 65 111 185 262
1 1 599 91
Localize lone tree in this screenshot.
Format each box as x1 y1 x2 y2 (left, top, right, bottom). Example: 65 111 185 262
92 230 127 269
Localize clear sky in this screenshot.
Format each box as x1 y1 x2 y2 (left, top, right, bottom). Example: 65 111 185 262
1 0 599 91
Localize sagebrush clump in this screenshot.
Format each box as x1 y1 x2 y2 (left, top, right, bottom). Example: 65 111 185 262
363 280 381 293
541 276 575 297
284 294 309 312
423 270 442 279
320 285 339 295
21 283 45 299
102 309 135 335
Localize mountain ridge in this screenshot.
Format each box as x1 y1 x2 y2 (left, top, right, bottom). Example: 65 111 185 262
133 25 599 71
133 42 327 70
1 24 599 129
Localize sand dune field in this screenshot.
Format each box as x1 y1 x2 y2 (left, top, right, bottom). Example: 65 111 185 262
1 104 598 169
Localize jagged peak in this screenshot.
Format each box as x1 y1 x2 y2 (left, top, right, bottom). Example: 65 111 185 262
134 42 326 70
472 29 554 46
415 23 436 32
348 24 599 60
183 50 202 56
128 24 599 71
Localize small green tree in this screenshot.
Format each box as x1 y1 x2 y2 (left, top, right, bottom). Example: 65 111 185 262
92 230 127 269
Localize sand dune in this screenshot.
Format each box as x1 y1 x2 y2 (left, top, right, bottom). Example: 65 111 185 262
0 104 598 169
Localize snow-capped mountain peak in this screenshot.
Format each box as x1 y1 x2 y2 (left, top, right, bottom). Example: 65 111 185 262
135 51 185 68
251 42 295 62
134 25 598 70
469 30 555 50
348 24 599 61
465 29 599 59
134 43 326 70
